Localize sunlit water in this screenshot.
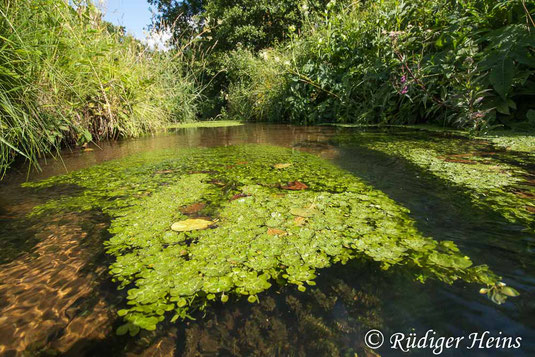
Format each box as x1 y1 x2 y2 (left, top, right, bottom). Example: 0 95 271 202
0 124 534 356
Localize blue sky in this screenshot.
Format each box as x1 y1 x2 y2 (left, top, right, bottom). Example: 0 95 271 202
102 0 154 40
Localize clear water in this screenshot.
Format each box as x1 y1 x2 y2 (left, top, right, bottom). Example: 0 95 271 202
0 124 533 356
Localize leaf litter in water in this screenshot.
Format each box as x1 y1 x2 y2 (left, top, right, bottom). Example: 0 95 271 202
230 193 249 201
23 144 517 335
267 228 287 236
281 181 308 190
294 216 306 226
179 202 206 215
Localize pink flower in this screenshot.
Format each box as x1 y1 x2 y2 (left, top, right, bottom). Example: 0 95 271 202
401 86 408 94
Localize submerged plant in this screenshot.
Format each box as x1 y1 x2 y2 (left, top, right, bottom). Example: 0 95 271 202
25 145 515 334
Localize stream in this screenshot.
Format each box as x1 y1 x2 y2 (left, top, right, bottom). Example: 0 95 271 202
0 124 534 356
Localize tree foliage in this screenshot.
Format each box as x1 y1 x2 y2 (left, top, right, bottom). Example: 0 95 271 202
149 0 332 52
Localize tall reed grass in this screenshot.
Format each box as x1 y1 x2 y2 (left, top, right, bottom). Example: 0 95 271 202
0 0 199 177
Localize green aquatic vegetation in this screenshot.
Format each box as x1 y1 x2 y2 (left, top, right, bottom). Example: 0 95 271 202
480 132 535 154
334 132 535 232
480 282 520 305
331 125 535 155
165 120 243 129
26 145 508 334
372 145 518 190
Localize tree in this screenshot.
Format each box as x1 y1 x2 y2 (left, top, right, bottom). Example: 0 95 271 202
148 0 332 52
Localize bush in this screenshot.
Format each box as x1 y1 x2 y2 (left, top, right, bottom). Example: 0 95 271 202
225 0 535 131
0 0 198 176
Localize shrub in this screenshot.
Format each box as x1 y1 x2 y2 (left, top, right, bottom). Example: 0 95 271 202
225 0 535 131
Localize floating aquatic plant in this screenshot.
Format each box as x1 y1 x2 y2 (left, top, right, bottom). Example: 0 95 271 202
25 145 512 334
480 282 520 305
333 131 535 233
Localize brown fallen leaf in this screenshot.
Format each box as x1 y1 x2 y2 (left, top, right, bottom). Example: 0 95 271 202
281 181 308 190
208 179 226 186
441 157 479 165
179 202 206 214
267 228 287 236
525 206 535 214
230 193 250 201
522 175 535 186
82 147 94 152
189 170 218 175
237 161 248 165
444 153 474 158
171 218 213 232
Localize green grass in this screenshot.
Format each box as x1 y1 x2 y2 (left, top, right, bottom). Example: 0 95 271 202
0 0 198 177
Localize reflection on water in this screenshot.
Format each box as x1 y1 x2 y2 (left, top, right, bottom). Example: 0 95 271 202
1 125 338 186
0 124 534 356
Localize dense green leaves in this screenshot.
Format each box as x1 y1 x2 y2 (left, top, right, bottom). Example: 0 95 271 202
490 57 514 100
224 0 535 131
150 0 334 52
26 144 509 334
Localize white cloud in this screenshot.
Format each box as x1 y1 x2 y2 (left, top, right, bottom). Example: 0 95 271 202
143 27 173 52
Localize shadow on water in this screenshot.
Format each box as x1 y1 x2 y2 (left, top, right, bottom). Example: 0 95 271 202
329 136 535 355
0 209 126 356
333 144 533 268
0 184 88 264
58 260 387 357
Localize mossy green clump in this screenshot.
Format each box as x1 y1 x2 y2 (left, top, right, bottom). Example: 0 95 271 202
25 145 505 335
166 120 243 129
369 144 519 190
330 125 535 155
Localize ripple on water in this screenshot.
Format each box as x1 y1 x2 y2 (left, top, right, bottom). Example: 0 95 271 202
0 212 114 355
